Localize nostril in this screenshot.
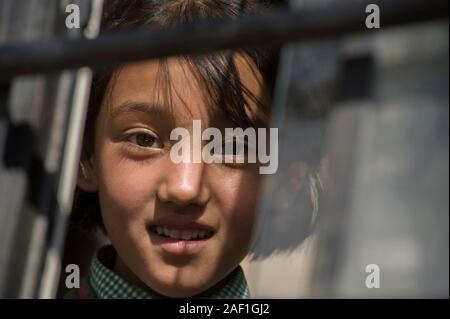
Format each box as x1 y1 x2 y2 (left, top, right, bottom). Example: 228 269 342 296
158 181 210 207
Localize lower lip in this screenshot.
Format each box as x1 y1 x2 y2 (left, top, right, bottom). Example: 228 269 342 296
148 231 212 255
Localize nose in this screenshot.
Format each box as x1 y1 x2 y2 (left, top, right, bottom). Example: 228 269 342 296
157 161 210 207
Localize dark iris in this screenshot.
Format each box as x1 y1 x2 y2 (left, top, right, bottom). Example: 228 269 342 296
136 133 156 147
223 139 247 156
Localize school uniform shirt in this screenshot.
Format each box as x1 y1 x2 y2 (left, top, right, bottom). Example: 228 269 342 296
64 245 250 299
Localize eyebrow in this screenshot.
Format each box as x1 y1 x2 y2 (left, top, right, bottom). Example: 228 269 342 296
110 101 168 119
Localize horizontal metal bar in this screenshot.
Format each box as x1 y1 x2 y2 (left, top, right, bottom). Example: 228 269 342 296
0 0 448 79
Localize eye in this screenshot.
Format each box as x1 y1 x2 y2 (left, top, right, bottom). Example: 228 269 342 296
221 138 252 156
126 131 161 148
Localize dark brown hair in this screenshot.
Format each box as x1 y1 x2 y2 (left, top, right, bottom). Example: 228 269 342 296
71 0 279 232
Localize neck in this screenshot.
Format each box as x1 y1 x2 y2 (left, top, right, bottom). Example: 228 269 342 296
113 253 240 298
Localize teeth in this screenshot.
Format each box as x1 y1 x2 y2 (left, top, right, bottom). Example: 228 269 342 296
163 228 170 236
181 231 191 240
152 226 213 240
169 230 180 239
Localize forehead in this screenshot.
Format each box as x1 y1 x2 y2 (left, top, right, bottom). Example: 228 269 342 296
111 58 203 119
104 53 268 126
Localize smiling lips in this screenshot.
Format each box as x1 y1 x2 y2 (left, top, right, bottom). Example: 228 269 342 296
148 224 215 255
149 225 214 240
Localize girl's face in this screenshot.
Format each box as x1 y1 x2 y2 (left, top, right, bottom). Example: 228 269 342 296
79 55 268 297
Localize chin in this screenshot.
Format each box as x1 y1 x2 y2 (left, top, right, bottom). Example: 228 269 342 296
142 269 215 298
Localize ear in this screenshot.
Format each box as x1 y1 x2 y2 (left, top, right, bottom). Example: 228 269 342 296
77 158 99 192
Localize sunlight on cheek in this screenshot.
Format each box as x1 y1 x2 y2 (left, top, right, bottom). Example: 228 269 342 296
98 149 157 214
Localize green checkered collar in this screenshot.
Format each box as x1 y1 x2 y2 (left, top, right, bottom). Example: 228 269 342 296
89 245 250 299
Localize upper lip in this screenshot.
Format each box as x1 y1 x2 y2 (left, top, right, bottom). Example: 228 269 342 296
147 219 216 232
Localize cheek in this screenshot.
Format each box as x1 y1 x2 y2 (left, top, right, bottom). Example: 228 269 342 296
96 144 158 218
212 167 261 248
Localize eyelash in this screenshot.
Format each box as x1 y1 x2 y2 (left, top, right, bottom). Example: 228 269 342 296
221 139 255 155
124 130 162 150
121 132 255 166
